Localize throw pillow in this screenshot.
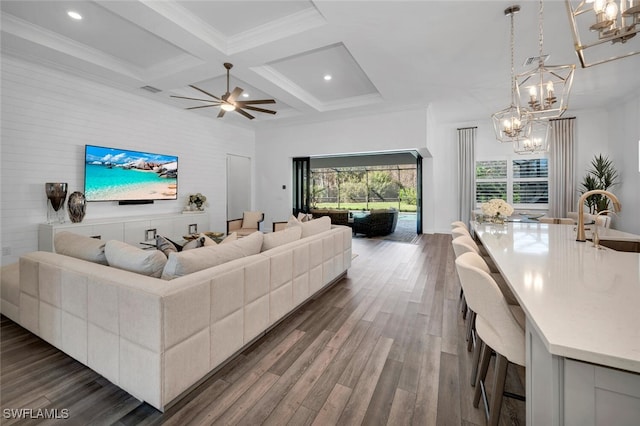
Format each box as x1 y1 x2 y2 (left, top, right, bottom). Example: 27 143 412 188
182 236 205 251
300 215 331 238
54 231 108 265
242 211 263 229
156 235 178 256
220 232 237 244
262 226 302 252
105 240 167 278
233 230 264 256
160 232 261 280
286 215 301 229
297 212 311 222
199 233 218 246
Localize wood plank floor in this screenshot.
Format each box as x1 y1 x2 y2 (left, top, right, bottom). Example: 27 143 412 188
0 234 525 425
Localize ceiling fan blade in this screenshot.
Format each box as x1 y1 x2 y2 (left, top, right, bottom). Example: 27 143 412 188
227 87 243 103
243 105 277 115
188 85 221 101
186 104 221 110
217 108 226 118
235 108 255 120
171 95 220 103
236 99 276 105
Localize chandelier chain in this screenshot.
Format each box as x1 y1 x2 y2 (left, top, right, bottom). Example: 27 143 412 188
538 0 544 65
510 8 516 105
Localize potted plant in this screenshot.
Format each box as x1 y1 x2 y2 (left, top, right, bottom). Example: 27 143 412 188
579 154 619 214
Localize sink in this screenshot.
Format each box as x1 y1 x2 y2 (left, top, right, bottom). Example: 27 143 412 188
588 239 640 253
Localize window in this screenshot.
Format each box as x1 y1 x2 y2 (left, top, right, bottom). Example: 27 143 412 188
476 157 548 209
476 160 507 203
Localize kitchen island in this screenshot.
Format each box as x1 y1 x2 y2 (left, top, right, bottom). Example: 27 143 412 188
472 221 640 426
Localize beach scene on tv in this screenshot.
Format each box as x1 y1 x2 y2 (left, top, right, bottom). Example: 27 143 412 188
85 145 178 201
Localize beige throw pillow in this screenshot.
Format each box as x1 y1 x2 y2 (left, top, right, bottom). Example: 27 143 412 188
286 215 301 229
105 240 167 278
221 232 237 244
54 231 108 265
242 211 263 229
262 226 302 252
161 231 264 280
300 215 331 238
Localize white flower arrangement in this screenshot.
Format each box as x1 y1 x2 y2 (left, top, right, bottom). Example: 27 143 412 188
481 198 514 222
186 193 208 211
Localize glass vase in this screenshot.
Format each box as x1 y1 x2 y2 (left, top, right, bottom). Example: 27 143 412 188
45 183 68 224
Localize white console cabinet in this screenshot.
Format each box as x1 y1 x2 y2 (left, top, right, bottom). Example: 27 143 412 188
39 212 209 252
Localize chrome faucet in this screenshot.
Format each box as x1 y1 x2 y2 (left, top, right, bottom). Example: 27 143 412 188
576 190 621 242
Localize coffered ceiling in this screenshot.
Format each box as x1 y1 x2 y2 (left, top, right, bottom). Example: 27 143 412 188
2 0 639 128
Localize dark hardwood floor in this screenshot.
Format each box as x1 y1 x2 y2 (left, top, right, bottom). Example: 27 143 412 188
0 234 525 425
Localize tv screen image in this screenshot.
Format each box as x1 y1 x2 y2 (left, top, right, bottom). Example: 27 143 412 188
84 145 178 202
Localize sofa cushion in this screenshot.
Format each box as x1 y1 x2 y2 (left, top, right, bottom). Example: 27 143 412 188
1 262 20 307
221 232 237 244
262 226 302 252
161 231 264 280
54 231 108 265
105 240 167 278
301 216 332 238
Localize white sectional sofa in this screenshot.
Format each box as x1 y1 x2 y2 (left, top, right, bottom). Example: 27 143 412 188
0 222 352 411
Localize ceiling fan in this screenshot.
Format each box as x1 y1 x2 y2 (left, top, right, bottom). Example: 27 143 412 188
171 63 276 120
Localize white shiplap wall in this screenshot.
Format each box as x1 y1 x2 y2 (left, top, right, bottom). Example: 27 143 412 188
1 56 255 266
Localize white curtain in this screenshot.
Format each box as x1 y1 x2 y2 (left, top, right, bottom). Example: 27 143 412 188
549 117 576 217
457 127 476 226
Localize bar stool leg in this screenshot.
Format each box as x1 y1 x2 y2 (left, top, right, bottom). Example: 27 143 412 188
473 340 492 408
466 310 476 352
470 330 481 386
461 295 468 319
488 353 509 426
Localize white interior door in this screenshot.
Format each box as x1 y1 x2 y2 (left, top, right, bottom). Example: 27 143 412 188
227 154 251 220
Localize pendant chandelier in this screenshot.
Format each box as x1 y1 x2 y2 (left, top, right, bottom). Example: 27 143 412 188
513 119 551 154
566 0 640 67
516 0 575 121
492 5 532 143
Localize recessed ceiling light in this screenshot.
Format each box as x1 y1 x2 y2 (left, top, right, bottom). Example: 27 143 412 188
242 93 249 98
323 74 332 81
67 11 82 20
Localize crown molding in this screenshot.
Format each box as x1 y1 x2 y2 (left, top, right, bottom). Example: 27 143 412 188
139 0 227 53
1 12 143 79
227 7 326 55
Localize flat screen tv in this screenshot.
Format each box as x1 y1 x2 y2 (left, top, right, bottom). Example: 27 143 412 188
84 145 178 202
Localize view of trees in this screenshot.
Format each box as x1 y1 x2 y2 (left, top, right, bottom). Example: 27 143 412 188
311 165 417 211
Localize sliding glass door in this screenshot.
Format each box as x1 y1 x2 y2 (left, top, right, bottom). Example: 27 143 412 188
292 157 310 215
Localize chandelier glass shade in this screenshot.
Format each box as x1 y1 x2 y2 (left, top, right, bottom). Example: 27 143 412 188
565 0 640 67
513 119 551 154
492 5 532 143
517 0 575 121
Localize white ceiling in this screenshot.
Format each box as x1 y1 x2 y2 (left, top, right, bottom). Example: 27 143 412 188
2 0 639 128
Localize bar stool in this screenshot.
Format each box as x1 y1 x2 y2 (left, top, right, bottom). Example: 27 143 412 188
451 220 468 230
452 227 470 240
455 251 525 426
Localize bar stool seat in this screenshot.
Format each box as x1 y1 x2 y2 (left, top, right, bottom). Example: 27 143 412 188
509 305 526 330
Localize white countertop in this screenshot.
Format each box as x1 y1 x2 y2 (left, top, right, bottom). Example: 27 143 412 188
472 222 640 373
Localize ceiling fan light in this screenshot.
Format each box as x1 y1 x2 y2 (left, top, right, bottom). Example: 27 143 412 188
221 103 236 112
